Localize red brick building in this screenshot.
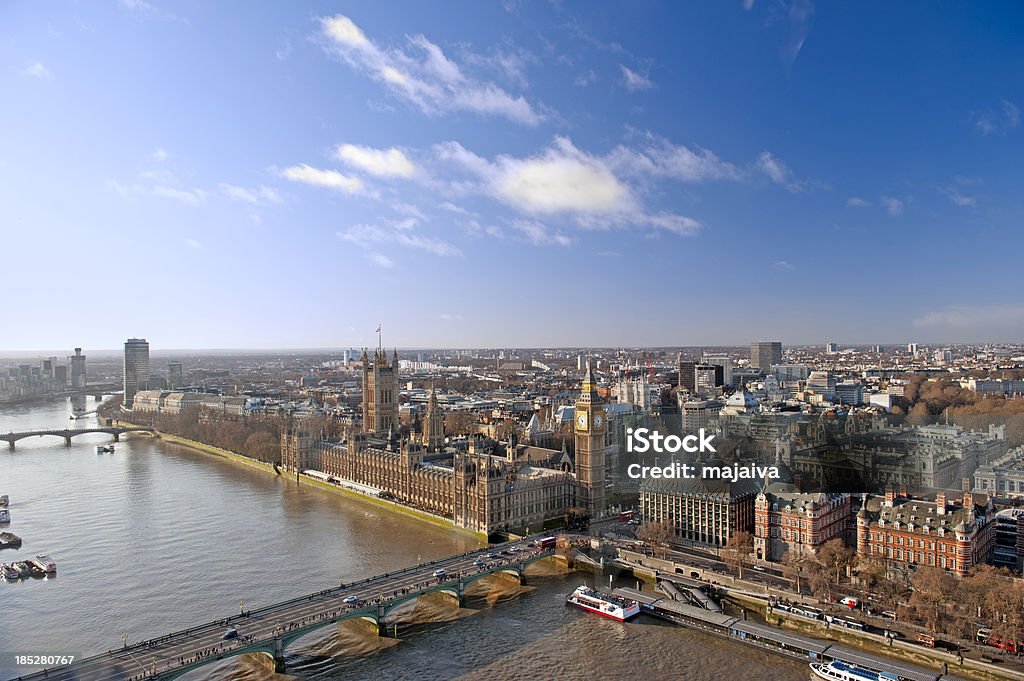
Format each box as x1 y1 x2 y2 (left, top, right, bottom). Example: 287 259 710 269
754 491 851 562
856 489 995 576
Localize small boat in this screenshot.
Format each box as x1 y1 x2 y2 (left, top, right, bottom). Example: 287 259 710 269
1 563 21 580
565 585 641 622
0 509 10 523
0 532 22 549
810 660 901 681
11 561 33 578
96 444 114 454
31 555 57 574
0 495 8 507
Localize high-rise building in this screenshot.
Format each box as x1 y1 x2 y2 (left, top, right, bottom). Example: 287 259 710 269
677 353 696 392
70 347 87 389
694 364 723 396
167 361 183 389
702 354 733 386
750 341 782 372
575 360 606 515
361 348 399 432
826 342 839 354
123 338 150 408
53 365 67 386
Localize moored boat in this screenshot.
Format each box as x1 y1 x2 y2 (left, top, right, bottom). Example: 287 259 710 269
565 585 641 622
0 531 22 549
0 494 8 506
810 660 901 681
1 562 21 580
31 555 57 574
0 508 10 523
11 561 33 578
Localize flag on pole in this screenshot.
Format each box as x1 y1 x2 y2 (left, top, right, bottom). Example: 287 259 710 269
376 324 381 334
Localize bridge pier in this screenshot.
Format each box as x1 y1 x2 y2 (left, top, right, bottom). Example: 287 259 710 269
7 441 13 450
64 436 72 446
273 638 286 673
113 433 120 442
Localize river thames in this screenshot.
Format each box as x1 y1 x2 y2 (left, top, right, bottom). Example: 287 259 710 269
0 398 808 681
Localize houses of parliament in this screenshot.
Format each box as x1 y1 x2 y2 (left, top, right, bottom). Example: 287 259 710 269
281 348 612 536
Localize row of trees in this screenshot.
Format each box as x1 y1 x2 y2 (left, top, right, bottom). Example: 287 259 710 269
635 523 1024 642
126 407 284 463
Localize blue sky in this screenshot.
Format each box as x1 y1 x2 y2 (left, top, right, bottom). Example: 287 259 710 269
2 1 1023 351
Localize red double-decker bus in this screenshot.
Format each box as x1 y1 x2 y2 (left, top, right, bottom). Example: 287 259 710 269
618 510 637 522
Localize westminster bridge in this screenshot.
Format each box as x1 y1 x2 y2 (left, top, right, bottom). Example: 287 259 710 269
10 541 563 681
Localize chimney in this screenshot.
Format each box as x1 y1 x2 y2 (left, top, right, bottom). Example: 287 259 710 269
885 487 896 507
936 491 947 515
963 491 973 511
962 477 971 492
900 483 908 499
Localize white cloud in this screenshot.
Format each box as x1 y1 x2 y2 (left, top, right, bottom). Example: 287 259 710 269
119 0 183 22
846 197 870 207
772 260 794 271
318 14 542 125
755 151 804 192
335 143 415 178
219 183 282 206
608 136 740 183
339 223 462 257
943 187 976 207
366 253 395 268
574 70 598 87
152 186 206 205
880 196 904 216
433 136 705 238
438 201 475 217
150 148 169 162
620 65 652 92
973 98 1020 136
392 202 427 221
440 313 463 321
185 238 202 250
20 62 52 79
913 305 1024 330
464 220 503 239
510 220 572 247
494 138 632 214
641 212 701 236
281 164 364 194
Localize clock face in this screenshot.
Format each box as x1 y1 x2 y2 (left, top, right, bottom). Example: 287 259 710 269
594 415 603 428
576 412 588 430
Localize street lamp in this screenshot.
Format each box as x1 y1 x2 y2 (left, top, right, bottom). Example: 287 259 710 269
240 600 246 616
122 633 128 649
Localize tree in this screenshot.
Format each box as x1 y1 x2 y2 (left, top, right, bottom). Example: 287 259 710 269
444 410 478 436
908 566 956 633
781 549 806 594
724 530 754 579
636 520 674 559
817 539 855 585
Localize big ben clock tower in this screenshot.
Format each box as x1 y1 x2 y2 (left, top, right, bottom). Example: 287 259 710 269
575 359 606 515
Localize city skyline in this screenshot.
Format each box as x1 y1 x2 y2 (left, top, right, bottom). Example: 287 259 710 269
3 2 1024 350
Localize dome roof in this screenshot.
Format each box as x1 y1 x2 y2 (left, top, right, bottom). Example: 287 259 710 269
725 389 759 409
